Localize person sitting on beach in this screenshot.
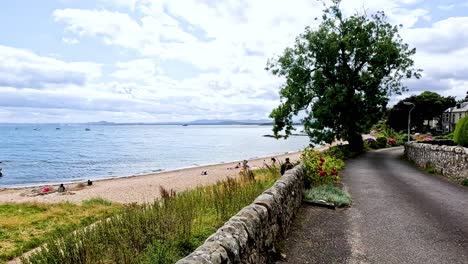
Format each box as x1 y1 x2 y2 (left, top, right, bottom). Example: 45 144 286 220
280 158 294 175
235 162 241 169
87 180 93 186
201 171 208 175
58 184 66 193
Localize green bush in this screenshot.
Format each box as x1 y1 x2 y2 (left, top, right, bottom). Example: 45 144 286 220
461 178 468 187
324 145 354 160
454 116 468 147
433 133 454 140
376 136 387 148
396 134 407 145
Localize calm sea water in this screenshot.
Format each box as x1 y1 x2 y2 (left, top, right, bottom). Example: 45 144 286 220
0 125 309 187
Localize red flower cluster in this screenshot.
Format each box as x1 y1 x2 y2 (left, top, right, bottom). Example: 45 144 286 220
316 156 338 178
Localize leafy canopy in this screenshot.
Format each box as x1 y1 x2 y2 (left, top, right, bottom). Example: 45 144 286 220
387 91 456 132
267 1 421 151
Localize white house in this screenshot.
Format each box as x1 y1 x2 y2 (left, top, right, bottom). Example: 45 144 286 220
442 102 468 132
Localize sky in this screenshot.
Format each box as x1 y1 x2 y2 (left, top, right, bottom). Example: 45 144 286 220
0 0 467 123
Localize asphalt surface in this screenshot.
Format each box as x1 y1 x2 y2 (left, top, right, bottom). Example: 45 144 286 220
277 206 351 264
281 147 468 264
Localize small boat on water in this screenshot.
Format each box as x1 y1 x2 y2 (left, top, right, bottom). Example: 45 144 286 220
182 124 189 126
85 128 91 131
56 128 61 130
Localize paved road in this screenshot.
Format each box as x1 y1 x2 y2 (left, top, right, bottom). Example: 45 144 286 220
281 147 468 264
344 147 468 264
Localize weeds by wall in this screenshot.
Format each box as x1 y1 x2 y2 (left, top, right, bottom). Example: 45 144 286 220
177 165 304 264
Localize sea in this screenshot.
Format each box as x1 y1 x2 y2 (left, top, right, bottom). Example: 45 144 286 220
0 124 310 187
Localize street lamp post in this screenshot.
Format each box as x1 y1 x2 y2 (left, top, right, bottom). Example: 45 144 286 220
403 102 415 142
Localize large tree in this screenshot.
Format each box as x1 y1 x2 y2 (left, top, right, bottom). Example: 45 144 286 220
387 91 456 132
267 1 421 152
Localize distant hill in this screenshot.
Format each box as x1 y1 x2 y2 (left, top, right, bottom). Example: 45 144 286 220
187 119 272 125
1 119 302 126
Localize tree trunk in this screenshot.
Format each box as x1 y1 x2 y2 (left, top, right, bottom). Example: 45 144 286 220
348 133 364 154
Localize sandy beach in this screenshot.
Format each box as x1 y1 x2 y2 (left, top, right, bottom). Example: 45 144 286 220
0 151 312 204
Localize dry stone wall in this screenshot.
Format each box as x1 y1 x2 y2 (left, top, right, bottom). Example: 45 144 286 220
176 165 304 264
404 142 468 181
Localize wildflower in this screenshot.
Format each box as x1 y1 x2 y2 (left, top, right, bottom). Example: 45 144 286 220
320 157 325 163
331 168 337 175
320 171 327 177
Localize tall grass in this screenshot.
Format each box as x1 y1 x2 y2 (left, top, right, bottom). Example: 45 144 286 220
0 200 120 262
22 167 281 264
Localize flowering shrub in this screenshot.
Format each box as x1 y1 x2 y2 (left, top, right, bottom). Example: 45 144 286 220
376 136 387 148
302 148 345 188
387 137 397 146
423 136 433 141
364 137 378 149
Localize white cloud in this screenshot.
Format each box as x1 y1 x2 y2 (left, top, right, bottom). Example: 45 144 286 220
437 4 455 11
62 37 79 45
54 9 146 49
0 45 101 89
1 0 468 122
404 17 468 53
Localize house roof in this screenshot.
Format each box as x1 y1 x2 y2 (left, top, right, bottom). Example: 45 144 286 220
444 102 468 113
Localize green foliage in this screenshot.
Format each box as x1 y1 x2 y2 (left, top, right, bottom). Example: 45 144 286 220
387 91 456 132
396 133 408 145
376 136 387 148
371 120 398 138
454 116 468 147
323 145 354 160
303 184 352 207
461 178 468 187
22 169 281 264
267 2 420 153
301 148 344 188
82 198 113 207
0 201 121 262
424 162 436 174
433 133 453 140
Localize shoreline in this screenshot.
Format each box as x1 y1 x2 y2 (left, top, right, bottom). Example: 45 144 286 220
0 148 326 204
0 150 305 190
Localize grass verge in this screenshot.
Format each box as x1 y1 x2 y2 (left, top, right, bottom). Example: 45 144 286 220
21 167 281 264
0 199 121 262
304 184 352 207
